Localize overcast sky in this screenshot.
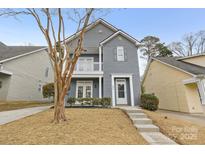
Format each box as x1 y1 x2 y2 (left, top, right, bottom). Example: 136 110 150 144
1 8 205 74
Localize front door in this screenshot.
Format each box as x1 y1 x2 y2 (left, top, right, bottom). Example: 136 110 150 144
76 81 93 98
116 79 127 105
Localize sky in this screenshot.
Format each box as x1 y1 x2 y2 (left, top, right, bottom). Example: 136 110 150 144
1 8 205 74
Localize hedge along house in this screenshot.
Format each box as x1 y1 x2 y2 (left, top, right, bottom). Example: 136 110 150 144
0 42 54 101
142 56 205 113
65 18 141 107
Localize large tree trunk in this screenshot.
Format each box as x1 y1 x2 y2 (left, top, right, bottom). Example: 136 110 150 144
53 72 67 123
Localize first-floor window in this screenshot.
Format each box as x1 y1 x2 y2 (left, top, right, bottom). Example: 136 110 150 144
0 81 2 88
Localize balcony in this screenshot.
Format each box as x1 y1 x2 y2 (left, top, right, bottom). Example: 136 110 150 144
73 61 103 75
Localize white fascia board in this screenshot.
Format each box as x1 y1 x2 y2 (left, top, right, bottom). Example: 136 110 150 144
100 31 139 46
152 57 196 77
0 47 47 63
182 78 200 84
177 53 205 60
0 70 13 75
65 19 118 43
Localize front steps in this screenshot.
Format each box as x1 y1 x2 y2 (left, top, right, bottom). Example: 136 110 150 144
117 106 177 145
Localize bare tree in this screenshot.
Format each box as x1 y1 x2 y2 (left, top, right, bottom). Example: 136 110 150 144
0 8 94 123
168 31 205 57
168 41 187 56
195 30 205 54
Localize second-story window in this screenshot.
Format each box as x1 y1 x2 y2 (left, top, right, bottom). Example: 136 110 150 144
117 46 125 61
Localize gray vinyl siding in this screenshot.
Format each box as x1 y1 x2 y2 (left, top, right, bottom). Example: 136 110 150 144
103 34 141 105
67 23 115 54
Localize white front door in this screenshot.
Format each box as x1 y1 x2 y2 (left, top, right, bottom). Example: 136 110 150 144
116 79 127 105
76 81 93 98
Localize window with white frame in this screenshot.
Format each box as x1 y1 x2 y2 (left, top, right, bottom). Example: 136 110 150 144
117 46 125 61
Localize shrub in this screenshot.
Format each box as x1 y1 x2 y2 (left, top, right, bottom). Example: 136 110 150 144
140 93 159 111
42 83 54 98
67 97 76 106
101 97 112 107
66 97 111 107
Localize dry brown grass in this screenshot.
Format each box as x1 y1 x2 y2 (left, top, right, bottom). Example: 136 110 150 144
0 101 52 112
143 110 205 145
0 108 147 145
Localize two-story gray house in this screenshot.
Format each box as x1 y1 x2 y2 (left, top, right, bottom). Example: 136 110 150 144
66 19 141 106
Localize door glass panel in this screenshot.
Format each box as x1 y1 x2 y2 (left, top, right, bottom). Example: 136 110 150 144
85 86 91 98
77 86 83 98
118 84 125 98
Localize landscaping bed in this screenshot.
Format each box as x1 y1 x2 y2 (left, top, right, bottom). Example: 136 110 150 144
0 108 147 144
0 101 53 112
143 109 205 144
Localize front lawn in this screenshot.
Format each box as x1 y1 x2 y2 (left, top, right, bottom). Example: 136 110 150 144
0 108 147 144
0 101 52 112
143 110 205 145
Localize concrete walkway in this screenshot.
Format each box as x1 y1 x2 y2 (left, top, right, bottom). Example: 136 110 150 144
157 110 205 127
117 106 177 145
0 106 51 125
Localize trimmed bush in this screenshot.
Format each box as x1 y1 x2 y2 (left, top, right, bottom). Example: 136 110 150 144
66 97 111 107
42 83 54 98
140 93 159 111
67 97 76 106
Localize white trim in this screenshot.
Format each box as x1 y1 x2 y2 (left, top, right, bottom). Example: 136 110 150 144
99 76 102 98
76 80 93 98
177 53 205 60
129 75 135 107
0 47 47 63
152 57 195 76
76 57 94 72
117 46 125 61
142 57 196 85
116 79 127 104
99 46 102 71
100 30 140 46
72 72 103 78
65 18 118 43
182 78 200 84
111 73 134 106
0 70 13 75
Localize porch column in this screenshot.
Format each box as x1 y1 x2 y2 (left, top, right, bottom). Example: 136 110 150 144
99 46 102 71
111 75 115 106
99 76 102 98
129 76 135 106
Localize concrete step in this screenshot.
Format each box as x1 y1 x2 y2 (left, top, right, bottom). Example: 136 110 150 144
128 113 147 118
135 124 159 132
140 132 177 145
125 109 143 113
132 118 152 124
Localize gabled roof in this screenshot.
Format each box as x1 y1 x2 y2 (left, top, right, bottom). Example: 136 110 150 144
142 56 205 84
177 53 205 60
65 18 118 43
0 42 46 63
99 30 140 46
154 57 205 76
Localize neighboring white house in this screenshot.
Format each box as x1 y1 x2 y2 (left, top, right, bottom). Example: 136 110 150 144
0 42 54 101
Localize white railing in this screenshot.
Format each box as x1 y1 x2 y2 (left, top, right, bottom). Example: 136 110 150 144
74 62 103 72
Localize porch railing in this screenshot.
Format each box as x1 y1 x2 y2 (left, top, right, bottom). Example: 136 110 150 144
74 62 103 72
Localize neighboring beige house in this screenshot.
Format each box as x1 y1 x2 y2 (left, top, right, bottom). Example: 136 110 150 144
0 42 54 101
142 55 205 113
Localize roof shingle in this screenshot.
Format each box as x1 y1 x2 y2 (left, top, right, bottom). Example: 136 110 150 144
154 56 205 75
